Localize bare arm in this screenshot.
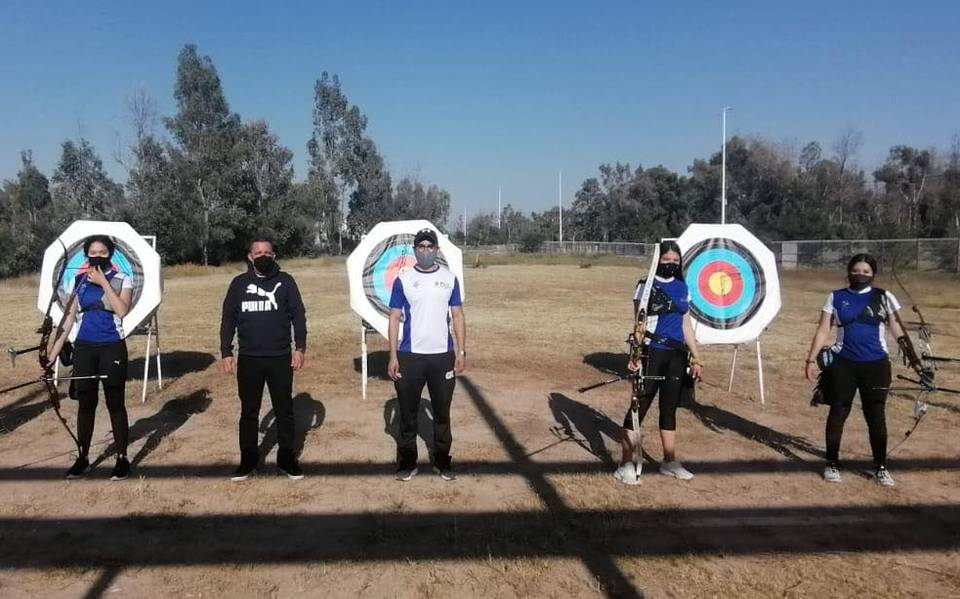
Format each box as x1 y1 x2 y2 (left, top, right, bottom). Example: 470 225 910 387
804 311 834 381
47 295 79 364
682 313 702 379
387 308 402 380
451 305 466 373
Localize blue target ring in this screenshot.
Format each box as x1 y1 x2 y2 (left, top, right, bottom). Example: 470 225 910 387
371 244 415 307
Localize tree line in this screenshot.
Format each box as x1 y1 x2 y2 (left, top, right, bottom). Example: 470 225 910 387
2 44 959 277
458 132 960 250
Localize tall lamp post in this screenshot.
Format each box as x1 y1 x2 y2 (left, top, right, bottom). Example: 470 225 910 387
721 106 732 224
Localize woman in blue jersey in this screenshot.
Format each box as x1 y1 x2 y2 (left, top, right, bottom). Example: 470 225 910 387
48 235 133 480
804 253 921 487
615 241 703 485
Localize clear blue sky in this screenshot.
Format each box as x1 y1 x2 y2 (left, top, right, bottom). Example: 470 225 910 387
2 1 958 222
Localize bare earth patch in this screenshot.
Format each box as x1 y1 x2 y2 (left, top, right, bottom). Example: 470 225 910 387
0 260 958 598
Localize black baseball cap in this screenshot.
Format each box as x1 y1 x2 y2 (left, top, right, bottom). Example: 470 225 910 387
413 228 438 247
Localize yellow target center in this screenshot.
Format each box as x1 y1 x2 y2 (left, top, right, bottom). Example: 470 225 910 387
708 271 733 296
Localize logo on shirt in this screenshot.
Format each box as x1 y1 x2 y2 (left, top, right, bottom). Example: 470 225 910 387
242 282 282 312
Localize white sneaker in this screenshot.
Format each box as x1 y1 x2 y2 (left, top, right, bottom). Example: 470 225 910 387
823 463 841 483
659 461 694 481
613 462 641 486
875 466 896 487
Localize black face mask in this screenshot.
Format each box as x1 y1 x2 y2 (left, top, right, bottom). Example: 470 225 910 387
87 256 111 272
848 273 873 290
253 256 275 274
657 262 681 279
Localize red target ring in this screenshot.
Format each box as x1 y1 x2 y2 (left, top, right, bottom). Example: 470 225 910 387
697 260 744 307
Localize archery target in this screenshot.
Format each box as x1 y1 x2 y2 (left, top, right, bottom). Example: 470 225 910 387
677 224 780 345
347 220 464 339
37 221 163 339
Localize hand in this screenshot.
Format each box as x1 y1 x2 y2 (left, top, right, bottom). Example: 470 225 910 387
690 362 702 380
627 357 640 372
221 356 235 374
387 354 400 381
454 352 466 374
804 361 817 382
85 265 108 287
291 350 305 370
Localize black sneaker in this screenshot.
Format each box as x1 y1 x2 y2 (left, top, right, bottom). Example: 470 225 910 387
433 464 456 481
278 457 304 480
231 462 256 482
396 466 418 481
66 456 89 480
110 456 130 481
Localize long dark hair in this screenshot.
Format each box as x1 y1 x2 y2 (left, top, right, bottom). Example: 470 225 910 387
846 253 878 275
657 240 684 280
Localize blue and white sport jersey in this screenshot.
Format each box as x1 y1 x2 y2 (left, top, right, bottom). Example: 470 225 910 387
822 287 901 362
633 276 690 350
389 266 462 354
67 270 133 343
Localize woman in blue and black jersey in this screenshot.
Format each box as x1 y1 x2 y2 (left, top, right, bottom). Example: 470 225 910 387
804 253 922 487
48 235 133 481
615 241 703 485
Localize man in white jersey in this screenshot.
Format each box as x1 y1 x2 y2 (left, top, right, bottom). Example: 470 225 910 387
387 228 466 481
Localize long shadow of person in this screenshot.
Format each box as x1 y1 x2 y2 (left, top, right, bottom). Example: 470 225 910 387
383 397 436 459
547 393 619 465
258 393 326 463
683 396 824 462
126 351 217 382
92 389 213 467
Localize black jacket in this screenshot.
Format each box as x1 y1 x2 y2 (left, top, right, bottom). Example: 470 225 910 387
219 263 307 358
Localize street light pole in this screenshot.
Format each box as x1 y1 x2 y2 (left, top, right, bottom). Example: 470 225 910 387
721 106 732 224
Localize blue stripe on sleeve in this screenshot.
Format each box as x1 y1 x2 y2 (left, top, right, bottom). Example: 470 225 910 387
449 277 462 306
389 278 406 309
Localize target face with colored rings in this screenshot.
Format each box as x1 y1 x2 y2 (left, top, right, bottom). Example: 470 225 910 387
347 220 465 340
676 223 781 345
685 239 764 329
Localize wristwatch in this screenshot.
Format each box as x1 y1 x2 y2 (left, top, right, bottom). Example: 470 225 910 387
459 350 466 357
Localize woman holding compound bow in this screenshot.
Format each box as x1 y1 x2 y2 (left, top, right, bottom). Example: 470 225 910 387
804 253 924 487
48 235 133 481
615 240 703 485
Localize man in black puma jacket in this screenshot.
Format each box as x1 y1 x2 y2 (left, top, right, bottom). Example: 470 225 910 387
220 239 308 481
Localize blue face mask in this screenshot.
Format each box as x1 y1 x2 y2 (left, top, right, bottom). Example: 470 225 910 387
416 250 437 269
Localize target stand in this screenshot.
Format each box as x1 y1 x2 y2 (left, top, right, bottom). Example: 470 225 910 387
360 320 376 400
131 235 164 403
724 338 767 405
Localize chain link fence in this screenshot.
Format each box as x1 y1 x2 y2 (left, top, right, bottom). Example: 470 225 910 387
467 238 960 272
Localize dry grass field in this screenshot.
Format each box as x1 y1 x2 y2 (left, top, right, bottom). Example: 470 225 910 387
0 257 958 598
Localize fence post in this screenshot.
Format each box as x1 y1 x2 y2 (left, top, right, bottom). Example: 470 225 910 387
916 238 920 271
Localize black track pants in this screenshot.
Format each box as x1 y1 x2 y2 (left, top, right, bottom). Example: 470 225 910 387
394 351 456 469
623 347 686 431
73 340 128 457
824 357 890 467
237 354 293 457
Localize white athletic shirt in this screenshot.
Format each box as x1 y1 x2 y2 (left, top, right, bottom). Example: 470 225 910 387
389 266 463 354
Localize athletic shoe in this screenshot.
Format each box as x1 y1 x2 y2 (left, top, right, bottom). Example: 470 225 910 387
613 462 641 486
659 461 694 480
278 458 304 481
110 456 130 481
396 466 418 482
432 465 456 481
823 463 841 483
231 463 256 482
875 466 896 487
66 456 90 480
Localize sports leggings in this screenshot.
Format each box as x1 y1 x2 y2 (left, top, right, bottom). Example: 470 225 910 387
623 347 686 431
824 356 890 467
72 340 129 457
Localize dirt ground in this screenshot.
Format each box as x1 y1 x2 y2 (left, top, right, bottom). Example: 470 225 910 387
0 258 958 598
